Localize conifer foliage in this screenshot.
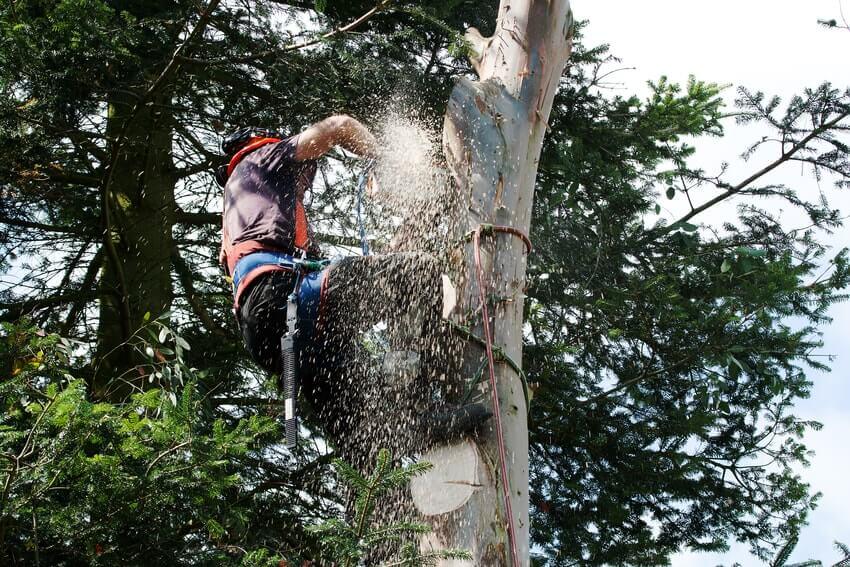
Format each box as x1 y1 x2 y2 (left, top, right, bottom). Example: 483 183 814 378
309 448 470 566
0 320 290 564
1 1 849 565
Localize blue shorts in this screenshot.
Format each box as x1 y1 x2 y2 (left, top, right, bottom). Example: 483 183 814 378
295 267 328 347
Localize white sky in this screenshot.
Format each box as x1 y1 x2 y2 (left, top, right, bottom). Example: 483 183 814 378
571 1 850 565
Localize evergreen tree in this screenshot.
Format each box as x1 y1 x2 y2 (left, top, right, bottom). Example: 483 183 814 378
526 26 849 565
1 2 849 564
0 0 484 394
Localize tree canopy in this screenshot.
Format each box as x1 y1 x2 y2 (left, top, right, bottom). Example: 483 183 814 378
1 1 848 565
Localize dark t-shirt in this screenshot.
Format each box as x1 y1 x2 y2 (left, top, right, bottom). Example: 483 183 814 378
221 136 319 274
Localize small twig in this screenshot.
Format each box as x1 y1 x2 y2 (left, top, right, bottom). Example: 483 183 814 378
145 440 192 476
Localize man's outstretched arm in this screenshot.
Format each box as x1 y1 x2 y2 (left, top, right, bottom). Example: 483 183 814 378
294 115 377 161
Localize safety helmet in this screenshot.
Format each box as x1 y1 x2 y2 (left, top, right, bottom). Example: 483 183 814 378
220 126 284 157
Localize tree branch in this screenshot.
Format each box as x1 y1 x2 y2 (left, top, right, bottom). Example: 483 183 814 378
175 158 217 179
0 291 99 323
41 165 100 187
61 247 105 336
0 215 91 235
172 245 227 337
145 440 192 476
651 110 850 240
175 209 219 227
177 0 392 66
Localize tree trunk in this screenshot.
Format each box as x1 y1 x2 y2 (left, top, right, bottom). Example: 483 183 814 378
94 91 176 399
410 2 574 564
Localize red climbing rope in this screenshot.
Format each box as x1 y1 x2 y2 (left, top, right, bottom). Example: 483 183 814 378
472 223 532 567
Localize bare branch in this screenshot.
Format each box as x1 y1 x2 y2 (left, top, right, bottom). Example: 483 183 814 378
172 245 227 337
175 209 219 227
61 247 105 336
1 291 99 323
0 216 91 235
177 0 392 66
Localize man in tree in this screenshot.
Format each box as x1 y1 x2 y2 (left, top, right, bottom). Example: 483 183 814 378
217 115 489 448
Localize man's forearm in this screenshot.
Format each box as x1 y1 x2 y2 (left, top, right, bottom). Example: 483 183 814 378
335 116 377 158
295 115 377 161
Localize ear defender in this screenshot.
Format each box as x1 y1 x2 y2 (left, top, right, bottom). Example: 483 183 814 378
214 164 229 187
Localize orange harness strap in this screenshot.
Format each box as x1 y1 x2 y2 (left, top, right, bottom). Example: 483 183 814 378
226 137 281 177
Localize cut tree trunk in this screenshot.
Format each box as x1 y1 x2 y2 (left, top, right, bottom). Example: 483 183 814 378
410 1 574 564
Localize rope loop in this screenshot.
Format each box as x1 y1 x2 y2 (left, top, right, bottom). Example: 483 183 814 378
474 223 533 255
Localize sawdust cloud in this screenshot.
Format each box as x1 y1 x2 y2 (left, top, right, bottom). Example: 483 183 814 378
301 106 476 561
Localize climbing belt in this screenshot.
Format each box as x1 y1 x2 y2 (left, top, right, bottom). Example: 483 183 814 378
471 223 532 567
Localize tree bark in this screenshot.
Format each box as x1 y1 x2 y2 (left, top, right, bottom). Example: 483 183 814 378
410 2 574 564
94 90 176 398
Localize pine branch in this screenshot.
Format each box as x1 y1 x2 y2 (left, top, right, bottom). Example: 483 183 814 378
649 109 850 242
60 247 105 336
310 449 467 566
171 244 227 337
1 291 99 323
174 158 217 179
833 540 850 567
772 533 800 567
0 215 92 235
175 209 219 227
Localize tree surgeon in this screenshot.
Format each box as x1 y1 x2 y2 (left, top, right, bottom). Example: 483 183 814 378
216 115 489 451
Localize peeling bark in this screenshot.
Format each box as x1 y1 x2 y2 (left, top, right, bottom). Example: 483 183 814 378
414 2 574 564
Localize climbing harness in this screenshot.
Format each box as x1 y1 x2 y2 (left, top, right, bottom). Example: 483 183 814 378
471 223 532 567
231 250 329 449
355 159 374 256
232 159 374 449
231 250 294 294
230 250 326 296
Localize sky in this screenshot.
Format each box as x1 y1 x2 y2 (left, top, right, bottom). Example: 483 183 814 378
571 0 850 565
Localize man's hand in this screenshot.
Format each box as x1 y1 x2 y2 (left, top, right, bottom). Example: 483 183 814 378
294 115 378 161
